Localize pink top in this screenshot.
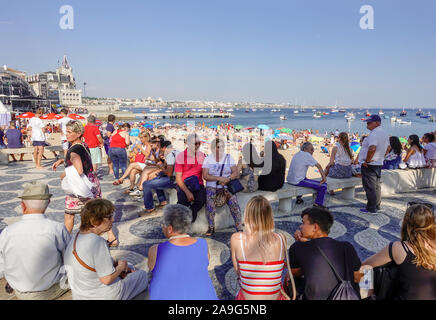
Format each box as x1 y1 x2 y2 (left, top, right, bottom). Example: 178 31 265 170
175 149 205 185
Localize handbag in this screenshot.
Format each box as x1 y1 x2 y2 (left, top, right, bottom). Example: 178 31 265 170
315 244 360 300
214 156 229 208
61 165 94 198
227 179 244 195
184 175 201 193
278 232 296 300
373 242 399 300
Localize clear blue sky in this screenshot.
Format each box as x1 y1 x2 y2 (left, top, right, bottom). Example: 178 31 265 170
1 0 436 108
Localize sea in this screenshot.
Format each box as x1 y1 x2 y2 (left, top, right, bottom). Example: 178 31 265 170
120 107 436 137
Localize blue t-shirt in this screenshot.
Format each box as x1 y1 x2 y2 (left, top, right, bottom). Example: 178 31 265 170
149 238 218 300
5 129 24 148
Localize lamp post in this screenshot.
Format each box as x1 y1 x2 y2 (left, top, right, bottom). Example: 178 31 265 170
83 82 87 98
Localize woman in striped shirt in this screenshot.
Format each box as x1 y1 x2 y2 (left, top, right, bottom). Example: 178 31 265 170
230 195 288 300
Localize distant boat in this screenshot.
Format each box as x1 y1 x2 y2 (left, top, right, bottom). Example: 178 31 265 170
227 108 234 112
251 108 257 112
400 108 407 117
398 120 411 125
345 112 355 120
416 108 422 116
378 109 384 115
293 110 299 114
313 112 322 118
245 109 250 113
338 109 347 113
331 108 339 113
420 112 431 119
429 116 436 122
312 109 317 112
149 108 158 112
271 109 278 112
280 115 287 120
322 112 329 115
365 110 371 117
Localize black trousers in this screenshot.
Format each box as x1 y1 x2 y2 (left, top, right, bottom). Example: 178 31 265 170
177 185 206 222
361 164 382 212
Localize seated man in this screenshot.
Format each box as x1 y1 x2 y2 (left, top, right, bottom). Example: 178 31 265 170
141 141 179 215
288 207 362 300
4 121 25 162
287 142 327 207
0 181 71 300
174 133 206 223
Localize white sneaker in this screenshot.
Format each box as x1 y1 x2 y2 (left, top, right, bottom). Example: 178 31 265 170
129 189 142 196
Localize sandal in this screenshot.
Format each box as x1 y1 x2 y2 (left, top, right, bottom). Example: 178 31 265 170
107 239 119 247
112 179 123 185
139 208 155 217
205 226 215 237
123 187 136 194
157 201 167 208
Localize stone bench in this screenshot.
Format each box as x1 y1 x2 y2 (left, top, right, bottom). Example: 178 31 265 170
381 168 436 196
164 176 366 233
0 146 64 164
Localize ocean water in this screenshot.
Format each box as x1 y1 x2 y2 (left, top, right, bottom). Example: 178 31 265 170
122 107 436 137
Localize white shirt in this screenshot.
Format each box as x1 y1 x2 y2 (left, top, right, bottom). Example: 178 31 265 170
63 233 122 300
27 117 45 142
202 153 236 188
287 151 318 185
359 126 389 166
57 117 70 141
334 143 352 166
0 214 70 292
165 149 179 177
424 142 436 160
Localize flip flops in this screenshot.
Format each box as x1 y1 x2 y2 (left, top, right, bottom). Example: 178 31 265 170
112 179 123 185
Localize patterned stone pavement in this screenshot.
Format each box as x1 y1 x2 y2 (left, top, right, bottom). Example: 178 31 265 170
0 160 434 300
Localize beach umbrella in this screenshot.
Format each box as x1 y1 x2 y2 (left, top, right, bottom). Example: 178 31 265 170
278 134 293 140
40 113 62 120
399 137 407 144
68 114 85 120
129 128 140 136
143 123 153 128
17 112 35 119
244 127 254 130
309 136 324 143
235 125 244 130
257 124 269 130
209 125 218 129
350 141 360 153
163 122 171 127
274 129 281 134
280 128 292 134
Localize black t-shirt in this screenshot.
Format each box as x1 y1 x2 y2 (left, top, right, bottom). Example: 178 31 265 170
289 237 361 300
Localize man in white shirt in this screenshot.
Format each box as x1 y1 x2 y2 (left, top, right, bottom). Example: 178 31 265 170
287 142 328 207
56 108 70 157
27 108 46 169
359 115 389 214
0 181 71 300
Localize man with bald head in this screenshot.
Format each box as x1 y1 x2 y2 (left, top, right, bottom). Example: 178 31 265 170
0 181 70 299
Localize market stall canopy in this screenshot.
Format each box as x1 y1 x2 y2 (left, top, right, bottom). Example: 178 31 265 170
40 113 63 120
16 112 35 119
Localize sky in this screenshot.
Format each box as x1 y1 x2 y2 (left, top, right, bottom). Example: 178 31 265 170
1 0 436 108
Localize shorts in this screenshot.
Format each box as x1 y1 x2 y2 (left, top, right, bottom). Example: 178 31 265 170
89 147 102 165
62 140 69 151
32 141 46 147
137 162 146 170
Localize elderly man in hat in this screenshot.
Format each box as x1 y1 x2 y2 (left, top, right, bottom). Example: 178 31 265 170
359 115 389 214
0 181 71 300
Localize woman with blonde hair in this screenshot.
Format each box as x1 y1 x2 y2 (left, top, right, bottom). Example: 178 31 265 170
230 195 288 300
324 132 353 179
362 203 436 299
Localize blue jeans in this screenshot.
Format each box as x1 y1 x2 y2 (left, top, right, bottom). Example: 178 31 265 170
291 178 327 206
108 147 127 179
142 175 176 210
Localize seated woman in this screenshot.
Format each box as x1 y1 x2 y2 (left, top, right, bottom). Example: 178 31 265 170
258 140 286 192
351 135 367 177
202 138 243 236
422 132 436 168
382 136 402 170
230 196 288 300
361 203 436 300
113 131 152 193
324 132 353 178
403 134 426 169
237 143 262 193
64 198 148 300
147 204 218 300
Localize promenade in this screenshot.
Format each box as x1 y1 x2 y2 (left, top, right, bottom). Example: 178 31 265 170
0 159 434 300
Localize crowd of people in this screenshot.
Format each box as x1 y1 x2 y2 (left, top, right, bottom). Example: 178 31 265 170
0 111 435 300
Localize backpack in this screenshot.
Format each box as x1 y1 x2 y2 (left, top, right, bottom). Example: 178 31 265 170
315 244 360 300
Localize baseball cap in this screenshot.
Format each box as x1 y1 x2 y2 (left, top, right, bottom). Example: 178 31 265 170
365 114 382 123
18 181 53 200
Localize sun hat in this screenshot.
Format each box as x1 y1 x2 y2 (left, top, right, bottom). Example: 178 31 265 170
18 181 53 200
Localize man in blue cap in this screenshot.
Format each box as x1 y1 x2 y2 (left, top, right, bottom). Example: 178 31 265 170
359 115 389 214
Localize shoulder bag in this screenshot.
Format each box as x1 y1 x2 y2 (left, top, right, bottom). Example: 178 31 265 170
315 244 360 300
373 242 399 300
214 155 230 208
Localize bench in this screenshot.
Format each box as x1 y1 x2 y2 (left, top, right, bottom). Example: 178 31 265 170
381 168 436 196
164 176 367 233
0 145 64 165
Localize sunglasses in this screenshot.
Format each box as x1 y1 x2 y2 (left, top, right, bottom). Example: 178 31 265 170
106 214 114 220
407 201 434 212
195 142 201 146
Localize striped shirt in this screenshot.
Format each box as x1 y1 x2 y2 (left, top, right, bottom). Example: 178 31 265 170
238 233 285 295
